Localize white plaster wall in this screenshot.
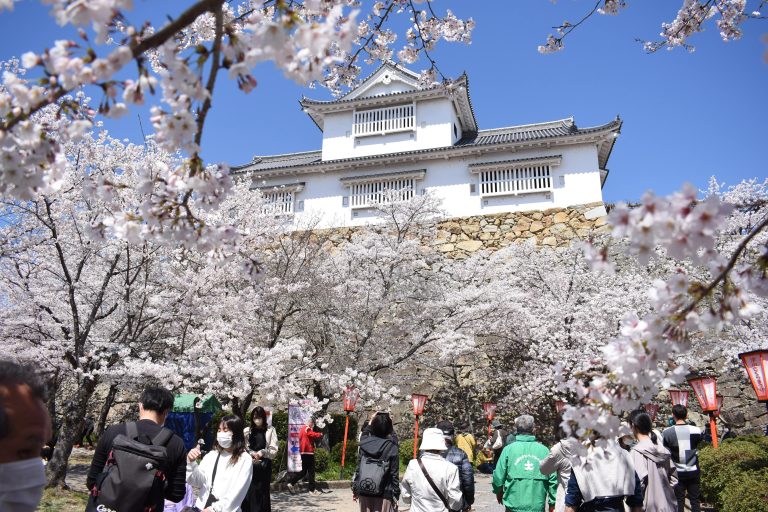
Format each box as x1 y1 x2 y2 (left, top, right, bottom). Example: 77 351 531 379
255 142 605 229
320 98 455 161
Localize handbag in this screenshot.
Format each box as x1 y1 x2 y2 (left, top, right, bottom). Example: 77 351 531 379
204 453 221 508
417 457 462 512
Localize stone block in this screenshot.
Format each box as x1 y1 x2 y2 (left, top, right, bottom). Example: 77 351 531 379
437 243 455 252
456 240 484 252
462 224 480 234
554 211 569 223
444 222 462 234
530 221 545 233
542 236 558 246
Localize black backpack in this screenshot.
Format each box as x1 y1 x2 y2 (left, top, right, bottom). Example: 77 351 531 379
353 449 391 497
87 422 174 512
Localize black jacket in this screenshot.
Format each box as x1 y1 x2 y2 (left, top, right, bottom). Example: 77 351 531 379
354 435 400 500
86 419 187 506
444 444 475 506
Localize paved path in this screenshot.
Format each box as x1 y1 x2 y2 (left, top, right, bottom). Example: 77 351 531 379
273 473 505 512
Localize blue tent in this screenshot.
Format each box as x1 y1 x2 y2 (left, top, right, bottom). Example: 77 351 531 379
164 394 222 451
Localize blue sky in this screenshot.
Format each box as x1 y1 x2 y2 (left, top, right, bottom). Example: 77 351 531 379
0 0 765 202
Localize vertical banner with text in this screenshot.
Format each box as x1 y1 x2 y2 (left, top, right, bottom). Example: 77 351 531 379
287 401 312 472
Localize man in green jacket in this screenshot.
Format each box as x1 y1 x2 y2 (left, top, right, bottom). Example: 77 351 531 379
492 415 556 512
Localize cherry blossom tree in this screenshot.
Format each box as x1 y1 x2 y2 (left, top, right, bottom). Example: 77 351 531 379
555 178 767 456
0 122 194 486
0 1 475 251
540 0 767 54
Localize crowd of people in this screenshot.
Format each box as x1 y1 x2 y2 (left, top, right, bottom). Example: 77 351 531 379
0 359 712 512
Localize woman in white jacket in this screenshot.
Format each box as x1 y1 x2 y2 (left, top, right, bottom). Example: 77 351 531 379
187 415 253 512
401 427 463 512
241 407 279 512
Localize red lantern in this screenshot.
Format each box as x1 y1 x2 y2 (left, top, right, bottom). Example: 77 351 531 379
483 402 497 421
688 374 720 449
342 386 359 413
738 349 768 403
688 375 719 412
554 400 566 414
668 388 689 407
411 394 428 459
644 403 660 422
412 394 428 416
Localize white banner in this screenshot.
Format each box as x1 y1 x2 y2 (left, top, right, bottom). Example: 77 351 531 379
287 401 312 472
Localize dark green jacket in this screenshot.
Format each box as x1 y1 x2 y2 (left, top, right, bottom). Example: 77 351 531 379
491 434 557 512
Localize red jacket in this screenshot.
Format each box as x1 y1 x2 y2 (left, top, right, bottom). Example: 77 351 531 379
299 424 323 454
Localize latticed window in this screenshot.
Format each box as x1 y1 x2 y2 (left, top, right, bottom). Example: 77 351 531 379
262 190 294 214
349 178 415 208
341 170 426 209
353 103 415 137
470 156 561 198
257 183 304 215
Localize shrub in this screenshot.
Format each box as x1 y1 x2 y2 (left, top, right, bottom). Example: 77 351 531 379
271 411 289 442
314 447 330 472
699 435 768 512
399 439 415 467
331 439 359 467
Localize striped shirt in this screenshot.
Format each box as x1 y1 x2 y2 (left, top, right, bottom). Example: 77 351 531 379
662 424 702 476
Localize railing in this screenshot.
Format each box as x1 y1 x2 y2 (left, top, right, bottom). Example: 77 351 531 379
479 165 552 196
349 178 416 208
353 104 415 137
262 190 294 215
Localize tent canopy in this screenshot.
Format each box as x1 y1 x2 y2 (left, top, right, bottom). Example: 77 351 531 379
172 394 222 413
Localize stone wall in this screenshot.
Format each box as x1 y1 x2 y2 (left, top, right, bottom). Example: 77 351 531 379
319 201 611 256
431 202 610 258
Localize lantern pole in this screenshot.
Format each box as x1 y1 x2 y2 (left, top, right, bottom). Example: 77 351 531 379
339 411 350 479
413 414 420 460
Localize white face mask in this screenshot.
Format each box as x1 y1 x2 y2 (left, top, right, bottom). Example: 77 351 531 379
0 458 46 512
217 432 233 449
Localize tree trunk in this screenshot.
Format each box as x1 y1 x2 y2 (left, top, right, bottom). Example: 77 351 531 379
46 377 97 489
96 384 118 436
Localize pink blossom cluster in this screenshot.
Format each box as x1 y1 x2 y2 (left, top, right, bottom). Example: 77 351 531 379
564 181 768 454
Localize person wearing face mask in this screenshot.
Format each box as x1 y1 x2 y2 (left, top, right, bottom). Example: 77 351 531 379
0 360 52 512
187 414 253 512
241 407 278 512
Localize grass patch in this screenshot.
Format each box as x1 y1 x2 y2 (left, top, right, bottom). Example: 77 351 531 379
39 487 88 512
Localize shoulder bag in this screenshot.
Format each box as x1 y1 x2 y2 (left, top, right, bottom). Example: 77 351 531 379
417 457 462 512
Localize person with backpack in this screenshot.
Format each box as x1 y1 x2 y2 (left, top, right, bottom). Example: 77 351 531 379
186 414 253 512
483 420 507 465
241 406 279 512
352 411 400 512
629 410 677 512
86 387 187 512
401 427 463 512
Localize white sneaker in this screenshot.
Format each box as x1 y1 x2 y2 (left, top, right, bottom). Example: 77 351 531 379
286 483 295 494
309 490 322 496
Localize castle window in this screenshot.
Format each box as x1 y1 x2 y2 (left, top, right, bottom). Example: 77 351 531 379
255 183 305 215
340 169 426 209
469 156 561 198
353 103 415 137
